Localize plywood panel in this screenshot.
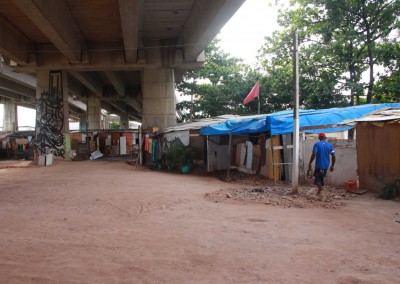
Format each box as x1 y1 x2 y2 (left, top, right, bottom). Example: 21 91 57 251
189 136 203 160
357 123 400 192
265 136 281 181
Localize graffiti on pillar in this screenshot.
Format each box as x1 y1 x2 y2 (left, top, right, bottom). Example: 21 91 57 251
35 71 65 157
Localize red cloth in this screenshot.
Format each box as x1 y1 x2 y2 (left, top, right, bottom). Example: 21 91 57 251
243 81 260 105
144 137 149 152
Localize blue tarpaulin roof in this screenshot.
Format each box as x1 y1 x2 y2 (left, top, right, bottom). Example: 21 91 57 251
199 103 400 136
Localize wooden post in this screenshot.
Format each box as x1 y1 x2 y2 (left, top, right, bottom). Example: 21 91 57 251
271 135 276 184
226 133 233 180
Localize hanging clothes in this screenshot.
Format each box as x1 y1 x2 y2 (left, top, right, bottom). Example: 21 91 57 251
148 138 153 154
151 139 158 162
144 134 150 152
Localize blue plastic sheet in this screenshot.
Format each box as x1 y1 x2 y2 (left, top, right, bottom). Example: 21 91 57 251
199 103 400 136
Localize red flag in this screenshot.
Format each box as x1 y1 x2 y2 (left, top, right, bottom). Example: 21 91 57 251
243 81 260 105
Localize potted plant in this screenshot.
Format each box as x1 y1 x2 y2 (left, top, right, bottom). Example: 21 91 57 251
165 141 192 173
156 159 164 170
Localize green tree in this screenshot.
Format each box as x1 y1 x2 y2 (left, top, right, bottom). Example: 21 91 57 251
260 0 400 106
373 41 400 102
176 39 262 121
320 0 399 103
110 122 120 129
257 28 348 110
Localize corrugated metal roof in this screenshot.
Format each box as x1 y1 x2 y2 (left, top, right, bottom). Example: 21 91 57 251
162 115 238 133
355 108 400 122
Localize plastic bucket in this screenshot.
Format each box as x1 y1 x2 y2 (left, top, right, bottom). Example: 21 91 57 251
344 180 357 191
181 165 190 173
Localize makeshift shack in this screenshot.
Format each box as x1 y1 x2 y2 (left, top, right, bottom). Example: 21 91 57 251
200 103 400 186
70 130 138 160
162 115 238 169
355 108 400 193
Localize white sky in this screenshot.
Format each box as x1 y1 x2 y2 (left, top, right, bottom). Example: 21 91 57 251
218 0 287 65
0 105 36 130
17 106 35 128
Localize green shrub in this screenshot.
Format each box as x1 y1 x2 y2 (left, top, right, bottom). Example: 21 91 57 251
383 179 399 200
165 139 191 168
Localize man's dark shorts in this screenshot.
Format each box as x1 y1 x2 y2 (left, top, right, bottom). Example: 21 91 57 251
314 168 327 186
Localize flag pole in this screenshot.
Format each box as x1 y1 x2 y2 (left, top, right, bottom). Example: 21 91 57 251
257 80 260 114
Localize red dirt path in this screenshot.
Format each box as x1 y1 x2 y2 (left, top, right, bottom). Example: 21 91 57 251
0 160 399 283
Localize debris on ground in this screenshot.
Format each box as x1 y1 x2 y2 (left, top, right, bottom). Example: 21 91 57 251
203 170 358 209
205 185 356 209
90 150 103 160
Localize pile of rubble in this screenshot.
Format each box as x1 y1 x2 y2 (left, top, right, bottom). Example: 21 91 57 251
205 185 357 209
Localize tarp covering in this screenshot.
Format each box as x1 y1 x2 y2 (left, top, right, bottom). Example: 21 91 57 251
199 103 400 136
162 115 238 133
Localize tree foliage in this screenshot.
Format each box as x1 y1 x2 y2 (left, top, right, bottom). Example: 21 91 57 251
176 1 399 119
373 41 400 102
259 0 400 106
176 39 262 121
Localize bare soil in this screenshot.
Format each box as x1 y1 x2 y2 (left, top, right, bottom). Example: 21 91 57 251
0 159 399 283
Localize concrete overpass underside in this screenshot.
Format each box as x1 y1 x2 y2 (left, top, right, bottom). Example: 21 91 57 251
0 0 245 131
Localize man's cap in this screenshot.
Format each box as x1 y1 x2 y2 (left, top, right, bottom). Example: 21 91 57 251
318 132 326 139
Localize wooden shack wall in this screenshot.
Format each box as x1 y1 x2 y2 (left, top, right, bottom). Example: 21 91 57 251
356 122 400 192
189 130 205 162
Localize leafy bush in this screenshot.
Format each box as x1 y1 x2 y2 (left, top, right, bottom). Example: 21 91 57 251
165 139 191 168
383 179 399 200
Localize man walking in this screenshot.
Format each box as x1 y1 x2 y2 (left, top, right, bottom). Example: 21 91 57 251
308 132 336 197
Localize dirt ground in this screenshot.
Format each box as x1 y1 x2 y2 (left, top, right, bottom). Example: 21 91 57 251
0 159 399 283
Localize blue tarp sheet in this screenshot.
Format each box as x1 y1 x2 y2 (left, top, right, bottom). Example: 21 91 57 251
199 103 400 136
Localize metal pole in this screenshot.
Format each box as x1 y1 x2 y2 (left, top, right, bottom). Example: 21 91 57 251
138 126 143 165
292 29 300 194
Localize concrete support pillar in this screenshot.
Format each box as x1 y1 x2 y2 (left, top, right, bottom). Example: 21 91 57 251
2 100 16 132
120 114 129 129
36 71 70 133
60 70 70 161
79 114 87 131
36 70 70 160
142 67 176 130
87 97 101 130
104 114 111 129
60 71 70 134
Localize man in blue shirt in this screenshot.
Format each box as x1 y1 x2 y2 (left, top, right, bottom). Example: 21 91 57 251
308 132 336 197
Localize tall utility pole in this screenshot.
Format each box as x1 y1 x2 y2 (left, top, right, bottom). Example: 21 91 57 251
190 94 193 120
292 29 300 194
